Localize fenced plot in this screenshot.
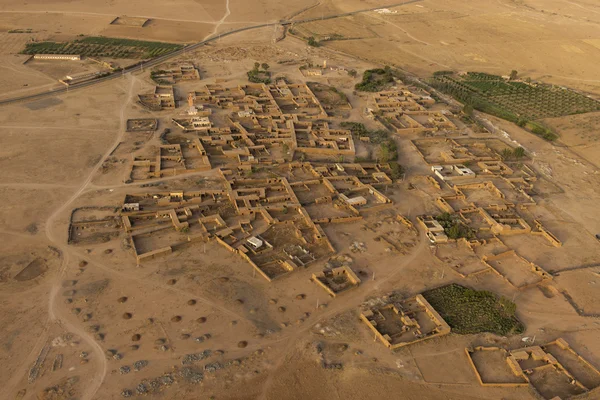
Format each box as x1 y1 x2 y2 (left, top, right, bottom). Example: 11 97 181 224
22 36 182 59
431 72 600 121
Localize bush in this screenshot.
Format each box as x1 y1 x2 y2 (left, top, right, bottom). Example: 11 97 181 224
340 122 389 144
307 36 319 47
355 66 396 92
389 163 404 180
378 139 398 162
423 284 524 335
247 68 271 84
435 213 475 240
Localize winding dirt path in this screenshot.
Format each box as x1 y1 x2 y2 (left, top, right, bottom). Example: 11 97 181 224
5 76 137 400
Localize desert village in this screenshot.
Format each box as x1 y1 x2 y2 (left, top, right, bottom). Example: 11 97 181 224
51 55 600 400
2 1 600 400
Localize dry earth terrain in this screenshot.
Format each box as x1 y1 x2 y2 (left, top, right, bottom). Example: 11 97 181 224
1 1 600 400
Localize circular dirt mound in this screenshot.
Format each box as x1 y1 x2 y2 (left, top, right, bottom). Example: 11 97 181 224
122 312 133 320
131 334 141 341
171 316 182 322
237 341 248 348
117 296 128 303
196 317 207 323
187 299 197 306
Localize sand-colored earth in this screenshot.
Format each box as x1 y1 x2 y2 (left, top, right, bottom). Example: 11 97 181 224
1 1 600 399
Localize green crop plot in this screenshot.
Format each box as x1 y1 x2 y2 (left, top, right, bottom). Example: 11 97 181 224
22 36 182 59
423 284 524 336
431 72 600 123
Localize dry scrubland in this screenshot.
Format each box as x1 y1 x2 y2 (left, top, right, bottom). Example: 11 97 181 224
1 1 600 400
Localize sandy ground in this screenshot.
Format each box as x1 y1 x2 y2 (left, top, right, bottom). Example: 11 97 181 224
294 0 600 94
1 1 600 400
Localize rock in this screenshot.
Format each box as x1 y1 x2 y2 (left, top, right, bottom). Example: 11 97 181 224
179 367 203 384
160 374 174 386
204 362 223 373
182 350 212 365
136 383 148 395
133 360 148 371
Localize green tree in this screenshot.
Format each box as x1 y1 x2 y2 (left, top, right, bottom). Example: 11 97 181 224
389 163 404 181
378 139 398 163
513 146 526 159
347 69 357 78
463 104 474 117
501 148 513 160
253 62 260 71
261 63 270 71
509 70 518 80
307 36 319 47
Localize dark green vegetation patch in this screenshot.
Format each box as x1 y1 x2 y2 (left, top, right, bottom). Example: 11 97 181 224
431 72 600 140
355 66 396 92
435 213 475 240
423 284 524 336
22 36 182 59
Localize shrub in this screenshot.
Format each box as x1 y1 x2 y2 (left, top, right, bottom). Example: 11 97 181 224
389 163 404 180
423 284 524 335
355 66 396 92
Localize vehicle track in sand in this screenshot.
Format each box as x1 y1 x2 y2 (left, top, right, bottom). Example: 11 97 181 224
5 76 136 400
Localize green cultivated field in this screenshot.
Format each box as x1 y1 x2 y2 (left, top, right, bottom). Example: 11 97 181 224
423 284 524 336
430 72 600 140
22 36 182 59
